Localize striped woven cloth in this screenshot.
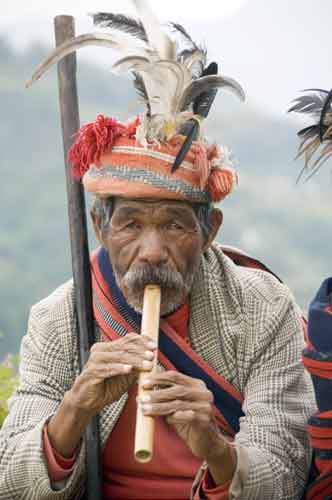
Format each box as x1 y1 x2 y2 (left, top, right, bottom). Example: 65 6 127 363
91 246 245 437
303 278 332 500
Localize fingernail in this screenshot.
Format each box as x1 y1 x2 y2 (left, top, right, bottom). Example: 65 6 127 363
144 350 154 360
142 404 152 413
123 364 132 372
142 360 153 370
147 341 157 349
142 378 151 387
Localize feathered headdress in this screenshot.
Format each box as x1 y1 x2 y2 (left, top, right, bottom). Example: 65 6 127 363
289 88 332 181
27 0 245 203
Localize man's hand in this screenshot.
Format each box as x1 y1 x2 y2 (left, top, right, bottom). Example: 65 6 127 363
47 333 156 458
138 371 236 486
139 371 220 459
69 333 157 417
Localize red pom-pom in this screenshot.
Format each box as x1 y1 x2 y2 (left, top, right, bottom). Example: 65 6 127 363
68 114 140 179
208 167 238 202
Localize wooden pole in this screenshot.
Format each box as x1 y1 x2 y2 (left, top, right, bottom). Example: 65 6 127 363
134 285 161 462
54 15 102 500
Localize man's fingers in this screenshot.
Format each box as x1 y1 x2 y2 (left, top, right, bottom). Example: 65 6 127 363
89 349 155 371
138 385 213 404
88 362 134 378
90 335 157 355
166 410 211 426
140 400 212 417
142 370 206 389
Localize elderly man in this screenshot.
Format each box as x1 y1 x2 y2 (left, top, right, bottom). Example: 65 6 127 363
1 3 315 499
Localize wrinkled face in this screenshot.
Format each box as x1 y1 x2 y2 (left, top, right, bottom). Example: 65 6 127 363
98 198 207 316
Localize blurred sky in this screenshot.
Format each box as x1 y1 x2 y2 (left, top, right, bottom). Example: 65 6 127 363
1 0 332 116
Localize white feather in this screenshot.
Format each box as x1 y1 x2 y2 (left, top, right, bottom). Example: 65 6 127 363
26 32 154 87
112 56 152 74
114 57 183 117
132 0 176 60
136 60 190 117
157 60 191 112
178 74 245 112
183 49 206 75
27 2 246 146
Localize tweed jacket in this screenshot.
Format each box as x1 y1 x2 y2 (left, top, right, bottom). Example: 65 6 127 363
0 243 316 499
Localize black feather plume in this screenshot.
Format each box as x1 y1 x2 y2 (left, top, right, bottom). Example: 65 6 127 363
288 89 329 116
91 12 148 42
193 62 218 116
172 62 219 173
169 22 198 49
170 22 207 76
297 125 318 139
289 88 332 142
289 88 332 179
132 71 150 115
171 121 199 173
319 88 332 141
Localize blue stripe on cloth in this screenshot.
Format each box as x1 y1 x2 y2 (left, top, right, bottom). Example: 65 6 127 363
310 376 332 413
303 349 332 363
310 415 332 428
93 293 129 337
97 247 244 433
308 278 332 352
314 448 332 460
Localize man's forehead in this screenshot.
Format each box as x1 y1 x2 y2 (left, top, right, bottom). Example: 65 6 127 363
113 197 196 216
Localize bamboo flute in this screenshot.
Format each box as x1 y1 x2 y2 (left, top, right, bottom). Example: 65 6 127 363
134 285 161 463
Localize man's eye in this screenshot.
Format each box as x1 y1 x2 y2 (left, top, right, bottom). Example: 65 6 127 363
125 221 142 230
166 222 183 231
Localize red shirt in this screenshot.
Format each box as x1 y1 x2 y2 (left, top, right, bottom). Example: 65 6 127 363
43 303 230 499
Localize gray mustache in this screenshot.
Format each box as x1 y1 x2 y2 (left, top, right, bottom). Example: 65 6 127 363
123 264 183 291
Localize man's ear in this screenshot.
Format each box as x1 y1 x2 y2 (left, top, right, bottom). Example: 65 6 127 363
203 208 223 252
90 211 104 246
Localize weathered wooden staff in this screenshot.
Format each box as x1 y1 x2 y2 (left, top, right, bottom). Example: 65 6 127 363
134 285 161 463
54 15 102 499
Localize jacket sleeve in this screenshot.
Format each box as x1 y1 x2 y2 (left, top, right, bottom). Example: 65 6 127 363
0 292 86 500
231 288 316 499
43 423 77 482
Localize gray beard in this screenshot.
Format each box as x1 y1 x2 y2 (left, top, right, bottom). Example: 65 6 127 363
114 262 198 316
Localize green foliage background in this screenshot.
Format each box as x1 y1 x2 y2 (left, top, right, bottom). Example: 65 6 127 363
0 37 331 359
0 356 18 427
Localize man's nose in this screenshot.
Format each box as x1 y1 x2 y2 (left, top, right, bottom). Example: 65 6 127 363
138 230 168 266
